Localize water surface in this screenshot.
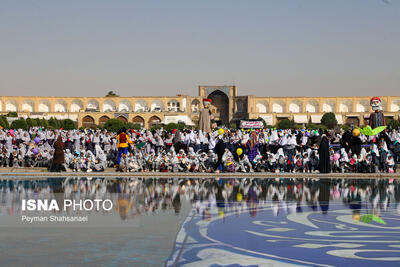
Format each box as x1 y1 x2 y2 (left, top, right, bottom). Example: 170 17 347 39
0 177 399 266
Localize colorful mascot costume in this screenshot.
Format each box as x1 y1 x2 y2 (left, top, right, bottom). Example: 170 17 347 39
357 97 386 136
369 97 385 129
198 98 212 133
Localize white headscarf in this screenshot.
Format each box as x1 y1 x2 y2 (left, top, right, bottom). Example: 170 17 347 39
270 130 279 142
287 135 297 146
275 148 284 159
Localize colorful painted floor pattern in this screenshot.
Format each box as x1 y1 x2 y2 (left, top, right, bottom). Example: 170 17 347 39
168 196 400 266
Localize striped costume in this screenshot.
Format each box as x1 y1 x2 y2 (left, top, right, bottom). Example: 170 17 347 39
369 110 385 129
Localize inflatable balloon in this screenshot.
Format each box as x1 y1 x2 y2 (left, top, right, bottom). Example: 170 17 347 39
9 129 14 135
218 210 224 218
352 128 360 137
236 148 243 156
333 153 340 161
357 125 386 137
305 131 311 137
218 128 224 135
353 214 361 222
237 193 243 202
32 148 39 155
333 190 340 199
34 137 40 144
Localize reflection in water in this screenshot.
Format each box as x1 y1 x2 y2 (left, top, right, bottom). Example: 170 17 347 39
0 177 398 221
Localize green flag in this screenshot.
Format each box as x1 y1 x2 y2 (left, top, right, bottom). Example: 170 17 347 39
136 142 146 149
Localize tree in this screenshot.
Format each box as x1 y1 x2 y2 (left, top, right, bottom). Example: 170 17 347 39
276 119 295 129
151 124 163 131
35 118 42 127
26 118 35 128
124 122 140 131
257 117 267 128
341 124 351 131
0 116 9 128
48 117 59 129
125 122 134 130
105 91 119 97
40 119 48 128
388 119 400 130
306 123 317 130
131 124 141 130
61 119 77 130
164 122 185 132
321 112 338 129
10 119 28 130
7 112 18 117
103 118 125 132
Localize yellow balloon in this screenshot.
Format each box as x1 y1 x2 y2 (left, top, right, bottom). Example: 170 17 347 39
353 214 360 221
236 148 243 156
218 128 224 135
352 128 360 137
237 193 243 202
218 210 225 218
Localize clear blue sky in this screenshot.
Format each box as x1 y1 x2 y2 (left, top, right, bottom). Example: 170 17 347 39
0 0 399 97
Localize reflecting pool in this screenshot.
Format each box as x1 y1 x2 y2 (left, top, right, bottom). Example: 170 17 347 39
0 177 399 266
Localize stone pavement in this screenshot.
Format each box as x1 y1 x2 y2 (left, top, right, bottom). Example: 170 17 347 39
0 167 399 178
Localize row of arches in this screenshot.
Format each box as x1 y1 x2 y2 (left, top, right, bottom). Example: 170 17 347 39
82 115 162 127
0 99 184 113
3 98 400 114
256 99 400 113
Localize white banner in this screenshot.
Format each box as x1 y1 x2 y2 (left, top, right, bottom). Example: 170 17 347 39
239 120 264 129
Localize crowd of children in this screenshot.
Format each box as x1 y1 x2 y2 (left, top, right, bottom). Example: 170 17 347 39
0 126 399 173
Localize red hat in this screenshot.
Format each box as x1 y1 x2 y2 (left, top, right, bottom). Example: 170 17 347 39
370 97 381 103
202 98 212 103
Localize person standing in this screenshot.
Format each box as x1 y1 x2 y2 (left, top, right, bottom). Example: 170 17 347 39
51 135 65 172
115 127 133 167
318 130 331 173
214 135 225 172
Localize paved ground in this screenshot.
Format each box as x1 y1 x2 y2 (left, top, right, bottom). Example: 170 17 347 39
0 167 399 178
